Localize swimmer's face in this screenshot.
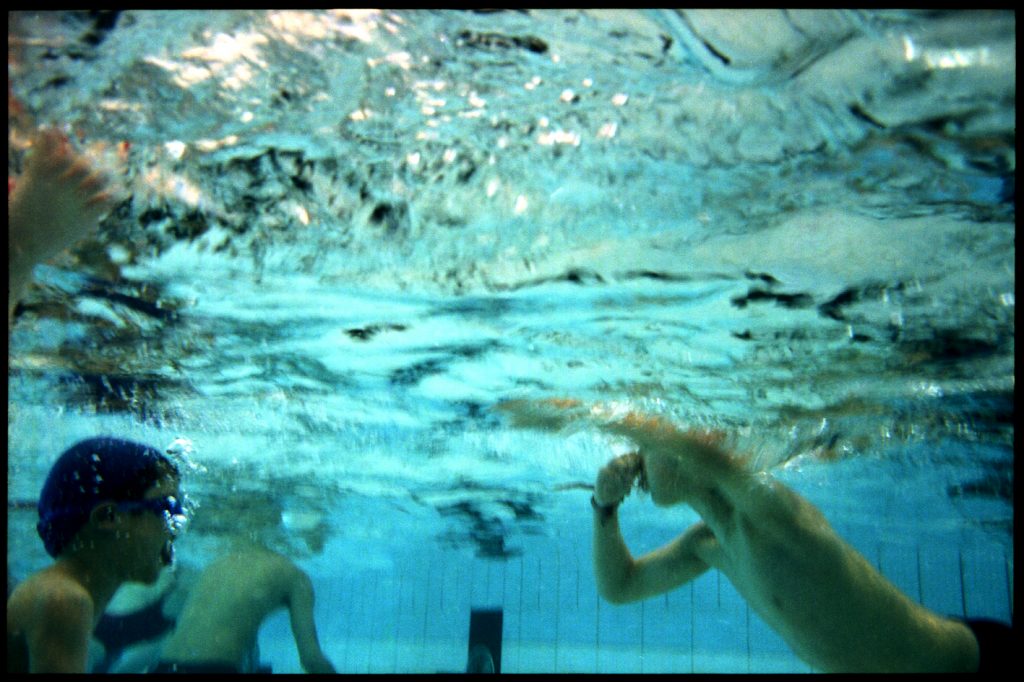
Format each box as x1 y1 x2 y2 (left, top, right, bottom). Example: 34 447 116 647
115 474 184 584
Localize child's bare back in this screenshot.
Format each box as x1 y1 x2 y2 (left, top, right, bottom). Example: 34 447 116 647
158 547 300 669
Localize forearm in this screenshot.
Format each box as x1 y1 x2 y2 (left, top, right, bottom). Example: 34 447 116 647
300 651 336 674
593 499 714 606
592 501 638 603
289 575 335 674
9 254 35 314
9 187 55 267
9 195 48 322
9 222 31 310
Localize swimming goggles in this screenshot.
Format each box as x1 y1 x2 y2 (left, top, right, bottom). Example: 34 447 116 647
116 495 192 535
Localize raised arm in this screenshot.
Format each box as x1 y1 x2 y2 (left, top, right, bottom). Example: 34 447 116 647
505 400 984 672
8 128 118 321
591 452 712 604
596 414 981 672
285 568 335 674
595 513 714 605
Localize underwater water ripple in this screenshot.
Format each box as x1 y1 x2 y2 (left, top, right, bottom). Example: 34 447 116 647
8 10 1014 564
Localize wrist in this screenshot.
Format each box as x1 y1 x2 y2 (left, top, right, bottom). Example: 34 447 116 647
590 494 619 517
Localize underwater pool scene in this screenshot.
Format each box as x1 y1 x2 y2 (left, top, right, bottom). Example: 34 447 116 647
7 10 1014 673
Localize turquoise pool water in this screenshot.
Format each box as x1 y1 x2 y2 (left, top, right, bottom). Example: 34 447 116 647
7 10 1014 673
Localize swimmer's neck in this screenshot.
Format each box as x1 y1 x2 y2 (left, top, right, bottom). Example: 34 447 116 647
50 553 126 626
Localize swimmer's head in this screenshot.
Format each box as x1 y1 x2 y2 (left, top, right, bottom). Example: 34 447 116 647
37 437 182 558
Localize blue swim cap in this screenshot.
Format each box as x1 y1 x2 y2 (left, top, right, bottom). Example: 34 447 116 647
37 437 177 558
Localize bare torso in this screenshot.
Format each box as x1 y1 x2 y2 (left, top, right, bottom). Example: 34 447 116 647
7 578 37 673
592 413 980 673
158 547 298 668
682 471 978 672
6 566 101 673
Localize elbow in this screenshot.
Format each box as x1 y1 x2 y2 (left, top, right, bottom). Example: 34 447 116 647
597 581 633 605
595 561 640 605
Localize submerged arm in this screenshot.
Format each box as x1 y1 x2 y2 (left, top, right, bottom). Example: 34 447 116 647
599 414 981 672
591 451 713 604
593 506 713 604
8 129 118 323
286 570 335 674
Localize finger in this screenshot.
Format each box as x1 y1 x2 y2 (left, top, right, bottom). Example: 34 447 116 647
699 429 728 448
35 128 68 156
602 413 656 439
543 398 583 410
609 464 640 490
492 399 522 412
611 452 642 479
78 169 112 195
57 156 95 183
29 139 71 176
620 451 642 467
84 190 119 210
636 461 649 491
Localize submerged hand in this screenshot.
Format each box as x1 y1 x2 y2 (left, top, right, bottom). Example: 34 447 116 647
493 398 586 432
599 413 738 507
301 653 336 674
594 452 644 507
9 128 120 265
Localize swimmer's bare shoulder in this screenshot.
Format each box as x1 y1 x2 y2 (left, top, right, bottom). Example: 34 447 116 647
7 568 95 673
8 567 94 632
228 545 296 575
206 546 302 606
161 547 303 665
260 549 308 602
